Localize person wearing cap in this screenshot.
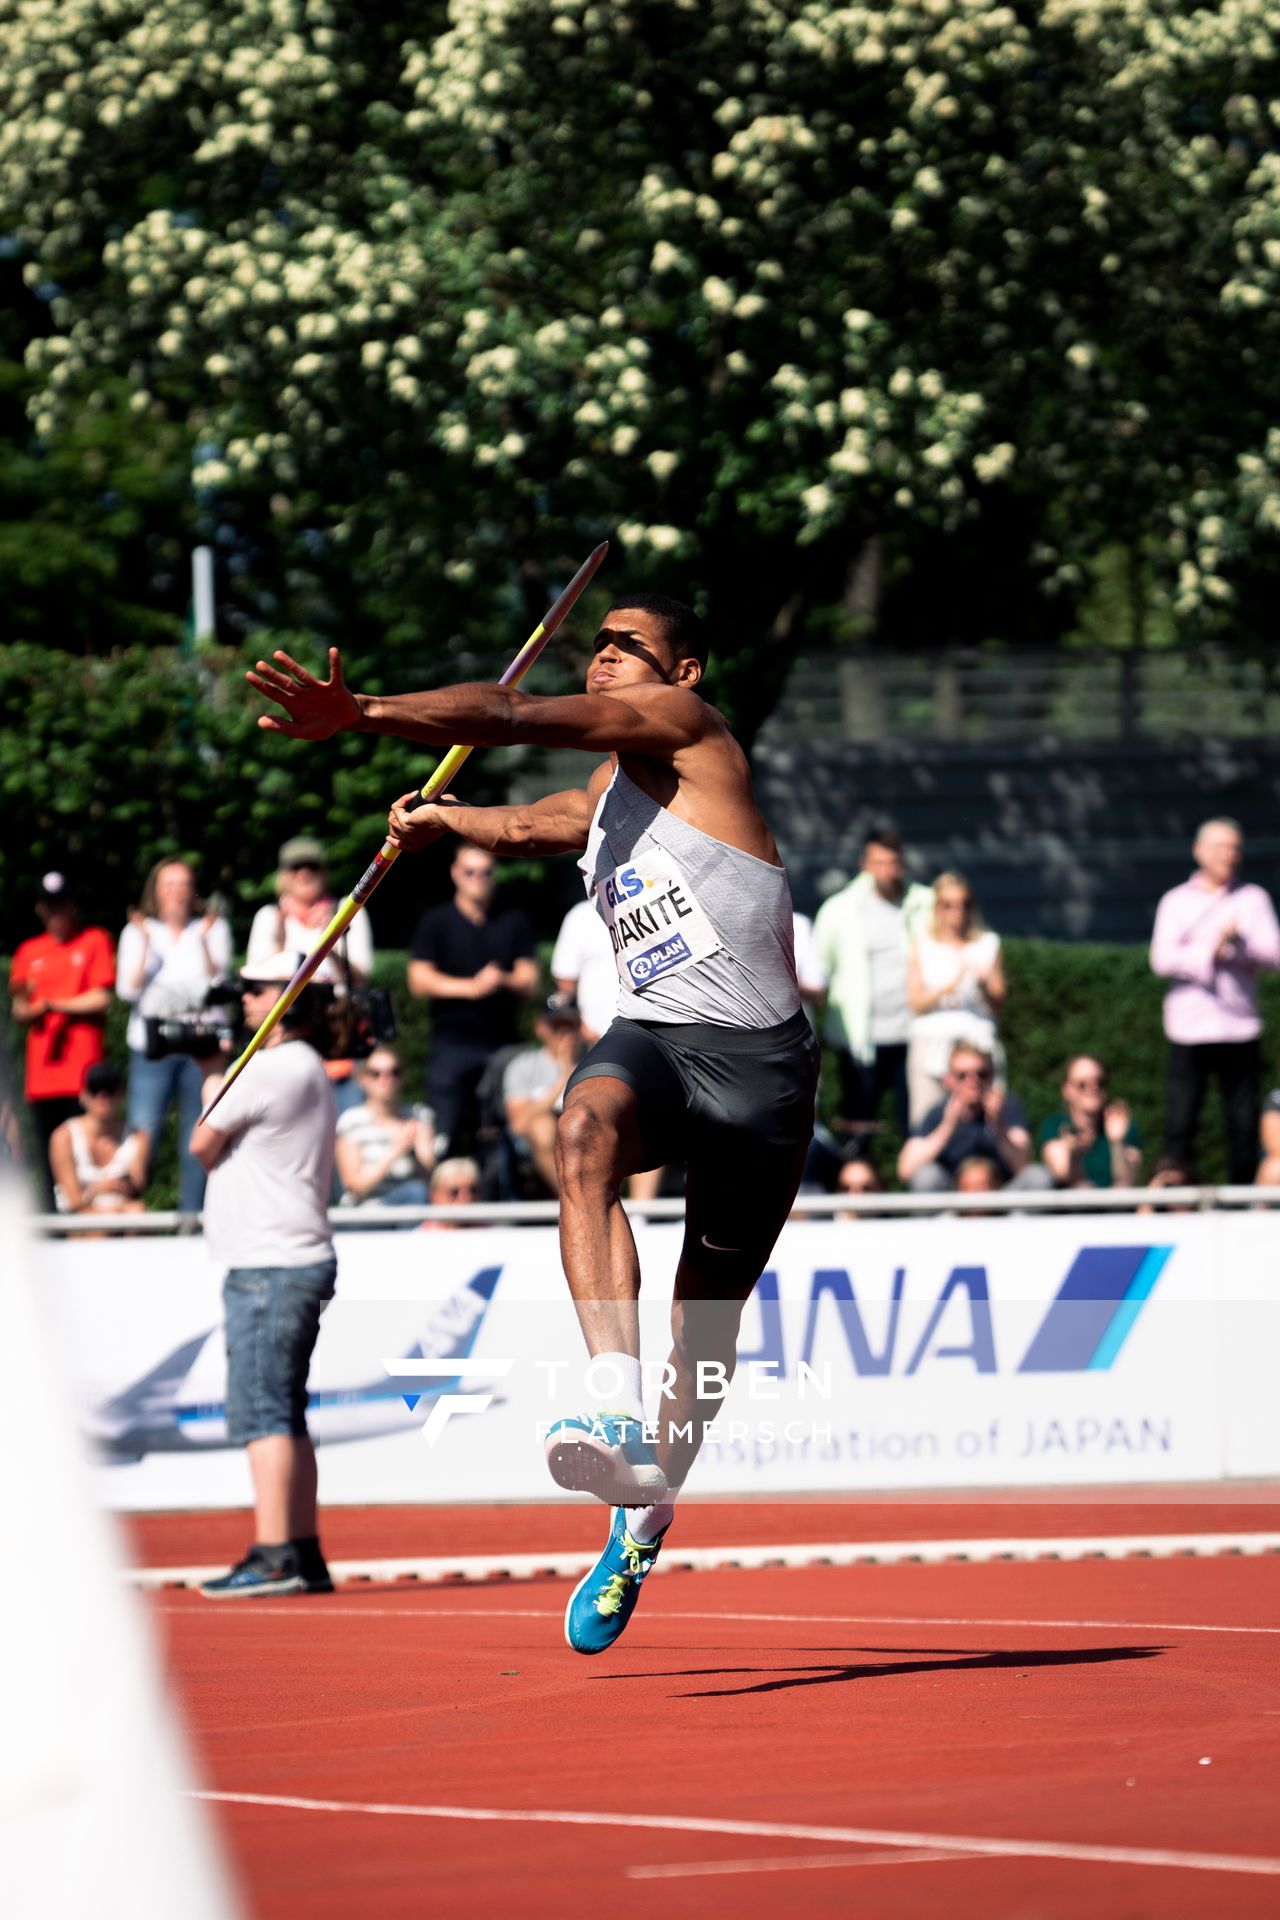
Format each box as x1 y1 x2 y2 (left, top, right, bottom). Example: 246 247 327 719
246 835 374 1115
189 949 338 1599
48 1061 149 1218
9 874 116 1211
502 991 586 1195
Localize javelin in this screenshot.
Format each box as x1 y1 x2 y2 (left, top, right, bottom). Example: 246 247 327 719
200 540 609 1124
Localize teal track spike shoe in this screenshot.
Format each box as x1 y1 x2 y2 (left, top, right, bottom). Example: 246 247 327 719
544 1410 667 1506
564 1506 667 1655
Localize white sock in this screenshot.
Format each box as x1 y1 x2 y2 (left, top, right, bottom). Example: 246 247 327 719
626 1487 680 1545
587 1350 644 1423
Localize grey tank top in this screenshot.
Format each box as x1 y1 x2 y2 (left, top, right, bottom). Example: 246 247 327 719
578 766 801 1028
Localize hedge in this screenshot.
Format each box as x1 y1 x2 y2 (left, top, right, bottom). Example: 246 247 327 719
6 939 1279 1208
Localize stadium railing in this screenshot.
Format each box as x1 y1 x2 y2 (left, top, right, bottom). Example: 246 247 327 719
26 1186 1280 1233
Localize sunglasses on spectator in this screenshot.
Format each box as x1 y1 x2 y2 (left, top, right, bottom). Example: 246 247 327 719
951 1067 993 1082
438 1183 477 1198
1068 1075 1107 1090
285 859 323 873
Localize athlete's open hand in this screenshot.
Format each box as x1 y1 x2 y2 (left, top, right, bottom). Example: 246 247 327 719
247 647 362 740
386 792 460 854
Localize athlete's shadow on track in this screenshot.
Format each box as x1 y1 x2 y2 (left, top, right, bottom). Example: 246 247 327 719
596 1644 1166 1698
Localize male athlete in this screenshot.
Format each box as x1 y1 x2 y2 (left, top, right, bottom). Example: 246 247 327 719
248 593 820 1652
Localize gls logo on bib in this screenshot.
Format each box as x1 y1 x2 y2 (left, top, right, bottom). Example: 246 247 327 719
596 848 721 992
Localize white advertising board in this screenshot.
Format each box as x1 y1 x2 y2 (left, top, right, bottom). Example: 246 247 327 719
36 1211 1277 1512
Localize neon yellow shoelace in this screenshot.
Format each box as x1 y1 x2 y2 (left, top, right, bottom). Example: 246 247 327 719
594 1533 652 1617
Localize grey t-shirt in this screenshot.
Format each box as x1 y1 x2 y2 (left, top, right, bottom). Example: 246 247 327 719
864 889 909 1044
503 1046 561 1105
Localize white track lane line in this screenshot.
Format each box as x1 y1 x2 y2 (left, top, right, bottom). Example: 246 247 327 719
188 1791 1280 1878
627 1847 968 1879
153 1604 1280 1635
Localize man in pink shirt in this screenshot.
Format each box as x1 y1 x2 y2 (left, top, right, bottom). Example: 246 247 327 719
1150 818 1280 1184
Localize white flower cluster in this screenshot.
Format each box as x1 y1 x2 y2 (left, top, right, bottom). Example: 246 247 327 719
4 0 1277 601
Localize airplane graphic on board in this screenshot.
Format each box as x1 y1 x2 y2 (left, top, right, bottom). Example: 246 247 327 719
85 1267 503 1464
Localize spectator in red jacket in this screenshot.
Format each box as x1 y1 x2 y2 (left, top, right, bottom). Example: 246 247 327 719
9 873 115 1211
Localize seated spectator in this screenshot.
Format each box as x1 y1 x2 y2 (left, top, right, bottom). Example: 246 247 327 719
117 856 232 1214
422 1155 481 1229
834 1154 885 1220
1137 1154 1196 1214
1258 1078 1280 1185
897 1042 1051 1194
1038 1054 1143 1189
503 992 585 1196
906 872 1004 1124
49 1062 148 1217
334 1048 436 1210
955 1156 1003 1195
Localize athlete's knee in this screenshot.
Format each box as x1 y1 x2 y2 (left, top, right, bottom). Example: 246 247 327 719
555 1096 624 1190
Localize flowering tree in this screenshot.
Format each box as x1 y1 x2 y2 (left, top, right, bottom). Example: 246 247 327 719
3 0 1278 738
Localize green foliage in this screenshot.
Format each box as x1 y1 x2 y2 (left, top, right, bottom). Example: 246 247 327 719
2 1 1279 744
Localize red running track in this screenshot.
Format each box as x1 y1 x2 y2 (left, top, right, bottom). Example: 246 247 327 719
125 1484 1280 1568
142 1500 1280 1920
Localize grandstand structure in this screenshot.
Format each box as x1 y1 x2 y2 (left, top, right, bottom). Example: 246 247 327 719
755 648 1280 941
511 645 1280 942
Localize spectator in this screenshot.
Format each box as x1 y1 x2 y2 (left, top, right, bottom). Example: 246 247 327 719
552 896 618 1047
955 1156 1003 1195
1038 1053 1143 1189
502 992 586 1195
791 910 828 1009
422 1155 482 1228
897 1042 1051 1194
906 871 1004 1123
8 873 115 1211
49 1062 148 1218
812 826 933 1138
833 1153 885 1220
117 857 232 1212
190 951 338 1599
1150 818 1280 1186
408 842 538 1154
335 1047 437 1210
1137 1154 1196 1215
247 835 373 1116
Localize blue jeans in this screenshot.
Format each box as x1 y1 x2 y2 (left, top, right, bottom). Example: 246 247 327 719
223 1259 338 1446
127 1049 208 1212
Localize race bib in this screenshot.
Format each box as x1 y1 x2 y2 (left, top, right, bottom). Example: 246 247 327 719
596 848 722 993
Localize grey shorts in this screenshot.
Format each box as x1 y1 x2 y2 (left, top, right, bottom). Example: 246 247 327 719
223 1258 337 1446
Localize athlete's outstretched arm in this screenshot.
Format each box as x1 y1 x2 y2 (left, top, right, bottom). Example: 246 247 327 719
386 787 594 859
248 647 708 756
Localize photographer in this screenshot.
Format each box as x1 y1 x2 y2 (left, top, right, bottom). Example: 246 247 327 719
190 951 338 1599
117 858 232 1213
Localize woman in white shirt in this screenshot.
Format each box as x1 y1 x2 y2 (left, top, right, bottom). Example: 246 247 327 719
906 872 1006 1124
116 858 232 1210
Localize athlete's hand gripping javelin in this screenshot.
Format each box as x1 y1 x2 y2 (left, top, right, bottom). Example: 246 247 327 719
385 792 462 854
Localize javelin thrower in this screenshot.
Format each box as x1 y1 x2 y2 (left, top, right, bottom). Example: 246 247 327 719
249 591 819 1654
